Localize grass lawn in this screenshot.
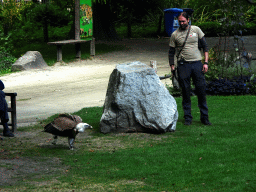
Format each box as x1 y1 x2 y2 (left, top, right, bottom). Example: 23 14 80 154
0 95 256 191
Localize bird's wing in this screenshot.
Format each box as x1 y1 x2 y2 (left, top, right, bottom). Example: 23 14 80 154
58 113 74 120
73 115 83 124
51 117 78 131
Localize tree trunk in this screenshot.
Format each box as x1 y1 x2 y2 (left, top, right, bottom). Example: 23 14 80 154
43 16 49 42
157 14 163 35
127 10 132 38
3 23 9 36
74 0 80 40
42 0 49 42
92 1 119 40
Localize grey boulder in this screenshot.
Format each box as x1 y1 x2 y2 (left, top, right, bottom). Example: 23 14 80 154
100 61 178 133
12 51 48 71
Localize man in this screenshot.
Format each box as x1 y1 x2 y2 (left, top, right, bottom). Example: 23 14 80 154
169 12 211 126
0 80 14 137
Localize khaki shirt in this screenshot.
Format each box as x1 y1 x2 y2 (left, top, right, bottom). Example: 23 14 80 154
169 25 204 66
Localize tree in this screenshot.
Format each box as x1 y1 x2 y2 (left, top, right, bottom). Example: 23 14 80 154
26 0 73 42
92 0 119 40
0 0 29 35
246 0 256 4
42 0 49 42
92 0 166 39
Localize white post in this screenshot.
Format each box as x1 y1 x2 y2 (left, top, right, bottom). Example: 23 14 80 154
150 60 157 73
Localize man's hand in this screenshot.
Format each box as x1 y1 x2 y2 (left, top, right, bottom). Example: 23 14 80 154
202 64 208 73
171 65 175 72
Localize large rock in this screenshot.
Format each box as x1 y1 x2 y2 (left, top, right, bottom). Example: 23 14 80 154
12 51 48 71
100 61 178 133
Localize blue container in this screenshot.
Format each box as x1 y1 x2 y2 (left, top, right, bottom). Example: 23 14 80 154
164 8 183 36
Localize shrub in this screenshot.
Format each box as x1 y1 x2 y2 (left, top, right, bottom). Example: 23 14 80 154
195 21 256 37
27 3 71 28
205 75 256 96
196 22 222 37
206 77 249 96
248 74 256 95
0 52 16 72
0 30 16 72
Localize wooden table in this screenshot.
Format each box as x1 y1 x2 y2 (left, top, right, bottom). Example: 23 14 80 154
48 38 95 62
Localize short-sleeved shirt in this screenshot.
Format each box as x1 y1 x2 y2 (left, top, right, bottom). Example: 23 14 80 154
169 25 205 62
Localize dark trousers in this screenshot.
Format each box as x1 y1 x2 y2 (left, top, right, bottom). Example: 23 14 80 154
177 60 209 121
0 110 9 133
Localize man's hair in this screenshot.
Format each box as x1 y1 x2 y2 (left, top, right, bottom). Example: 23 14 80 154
178 12 189 20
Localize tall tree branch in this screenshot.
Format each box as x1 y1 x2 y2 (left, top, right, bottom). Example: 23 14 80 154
246 0 256 4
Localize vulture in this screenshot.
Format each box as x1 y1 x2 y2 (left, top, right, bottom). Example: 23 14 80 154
44 114 92 150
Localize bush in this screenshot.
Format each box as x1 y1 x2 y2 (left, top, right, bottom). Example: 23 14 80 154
10 23 71 45
206 77 248 96
196 22 222 37
0 30 16 72
249 74 256 95
27 3 71 28
244 22 256 35
0 52 16 72
195 21 256 37
206 75 256 96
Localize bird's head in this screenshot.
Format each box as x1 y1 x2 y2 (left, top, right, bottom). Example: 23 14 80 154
74 123 93 133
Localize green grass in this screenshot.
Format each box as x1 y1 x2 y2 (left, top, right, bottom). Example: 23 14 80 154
1 95 256 191
116 23 159 38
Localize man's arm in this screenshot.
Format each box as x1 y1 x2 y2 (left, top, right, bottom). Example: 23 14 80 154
199 37 209 73
169 46 175 71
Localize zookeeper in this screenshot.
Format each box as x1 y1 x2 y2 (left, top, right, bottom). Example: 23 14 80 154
168 11 212 126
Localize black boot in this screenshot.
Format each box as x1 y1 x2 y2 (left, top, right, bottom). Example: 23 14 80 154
3 122 14 137
201 118 212 126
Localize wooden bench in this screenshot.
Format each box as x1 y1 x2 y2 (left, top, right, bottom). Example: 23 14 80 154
1 93 17 133
48 38 95 62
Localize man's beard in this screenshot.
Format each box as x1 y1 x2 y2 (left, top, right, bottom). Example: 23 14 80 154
180 24 188 30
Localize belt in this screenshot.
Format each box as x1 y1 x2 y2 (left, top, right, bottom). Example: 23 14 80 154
183 60 200 64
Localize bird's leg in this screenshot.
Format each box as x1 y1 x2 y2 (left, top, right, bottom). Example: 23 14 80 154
52 135 58 145
68 137 75 150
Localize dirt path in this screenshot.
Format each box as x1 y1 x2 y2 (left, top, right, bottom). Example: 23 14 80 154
1 36 256 127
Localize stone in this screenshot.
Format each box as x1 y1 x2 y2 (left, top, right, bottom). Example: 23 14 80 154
100 61 178 134
12 51 48 71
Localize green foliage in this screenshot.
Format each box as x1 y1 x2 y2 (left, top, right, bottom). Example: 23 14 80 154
10 41 128 68
203 48 219 81
27 3 72 28
165 84 181 97
245 5 256 23
0 30 16 72
0 0 32 34
204 45 255 81
196 22 222 36
116 23 158 38
250 74 256 95
10 23 71 45
0 52 16 74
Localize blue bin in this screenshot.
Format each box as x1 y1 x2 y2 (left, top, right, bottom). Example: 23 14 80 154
164 8 183 37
